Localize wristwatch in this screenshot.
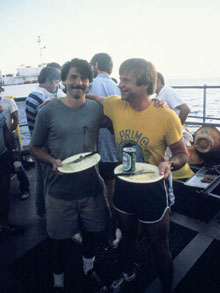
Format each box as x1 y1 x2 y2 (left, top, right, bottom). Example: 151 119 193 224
12 148 18 152
168 160 174 171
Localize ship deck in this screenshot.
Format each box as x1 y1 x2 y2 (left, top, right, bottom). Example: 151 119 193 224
1 164 220 293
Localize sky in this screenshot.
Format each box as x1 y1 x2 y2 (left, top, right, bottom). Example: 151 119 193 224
0 0 220 79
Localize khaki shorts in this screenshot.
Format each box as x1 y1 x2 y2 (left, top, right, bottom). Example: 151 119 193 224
46 193 108 240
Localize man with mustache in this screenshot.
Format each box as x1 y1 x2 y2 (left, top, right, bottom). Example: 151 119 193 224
30 58 108 293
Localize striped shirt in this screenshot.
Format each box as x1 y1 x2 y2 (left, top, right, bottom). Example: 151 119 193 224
25 91 46 135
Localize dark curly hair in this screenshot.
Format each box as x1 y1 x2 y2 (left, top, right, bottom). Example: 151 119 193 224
61 58 93 82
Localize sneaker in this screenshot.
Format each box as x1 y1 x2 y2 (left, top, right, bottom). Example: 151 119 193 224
86 269 108 292
109 272 136 293
20 191 30 200
71 232 82 244
110 228 122 249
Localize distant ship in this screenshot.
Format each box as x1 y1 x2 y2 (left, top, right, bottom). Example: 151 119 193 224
0 65 43 86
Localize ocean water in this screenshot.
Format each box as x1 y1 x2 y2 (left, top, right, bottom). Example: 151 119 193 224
5 78 220 147
167 77 220 134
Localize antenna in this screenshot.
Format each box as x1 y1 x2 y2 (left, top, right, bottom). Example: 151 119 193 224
37 35 46 67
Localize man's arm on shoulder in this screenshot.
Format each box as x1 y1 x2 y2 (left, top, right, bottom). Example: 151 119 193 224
152 98 166 108
175 103 190 124
86 94 105 106
39 97 57 108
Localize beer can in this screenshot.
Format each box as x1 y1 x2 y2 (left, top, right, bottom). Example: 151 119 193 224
122 147 136 172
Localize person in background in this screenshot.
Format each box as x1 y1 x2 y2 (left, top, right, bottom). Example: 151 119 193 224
30 58 109 292
25 66 60 220
0 87 30 200
156 72 193 205
47 62 61 71
89 53 122 248
156 72 190 124
0 110 23 235
47 62 66 98
88 58 188 293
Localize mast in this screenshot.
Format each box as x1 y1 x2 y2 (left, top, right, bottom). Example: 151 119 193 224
37 36 46 67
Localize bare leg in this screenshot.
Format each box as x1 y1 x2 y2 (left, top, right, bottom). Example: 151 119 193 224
142 209 173 293
116 211 138 276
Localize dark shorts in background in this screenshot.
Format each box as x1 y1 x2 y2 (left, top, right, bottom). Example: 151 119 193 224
99 162 118 180
46 193 108 240
113 177 169 223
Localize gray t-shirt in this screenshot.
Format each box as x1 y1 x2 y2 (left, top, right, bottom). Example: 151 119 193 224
31 99 104 200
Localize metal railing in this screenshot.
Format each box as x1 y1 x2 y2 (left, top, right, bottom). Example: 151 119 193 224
16 84 220 128
172 85 220 127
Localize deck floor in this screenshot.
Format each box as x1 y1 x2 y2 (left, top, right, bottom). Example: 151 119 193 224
1 165 220 293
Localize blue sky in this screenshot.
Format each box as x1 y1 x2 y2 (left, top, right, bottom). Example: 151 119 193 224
0 0 220 79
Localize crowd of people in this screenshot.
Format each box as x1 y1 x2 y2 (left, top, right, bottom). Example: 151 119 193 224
0 54 191 293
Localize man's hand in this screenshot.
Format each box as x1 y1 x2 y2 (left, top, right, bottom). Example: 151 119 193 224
30 144 64 176
0 104 3 112
159 138 189 180
86 94 104 105
39 98 57 108
158 161 171 180
152 98 166 108
52 159 63 175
